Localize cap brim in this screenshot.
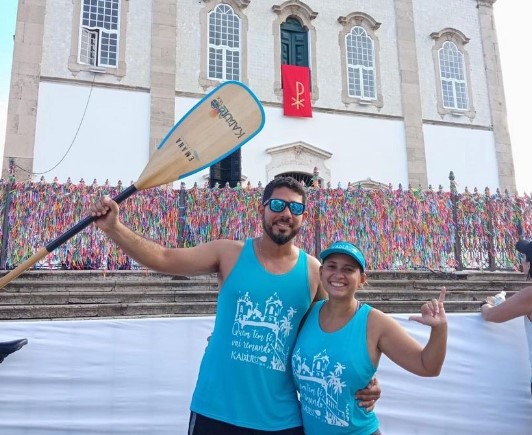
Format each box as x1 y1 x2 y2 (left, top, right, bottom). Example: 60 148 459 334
319 248 365 271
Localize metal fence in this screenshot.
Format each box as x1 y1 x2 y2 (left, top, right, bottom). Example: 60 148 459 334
0 175 530 272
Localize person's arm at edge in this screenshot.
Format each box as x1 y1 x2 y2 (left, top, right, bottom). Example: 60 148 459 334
481 287 532 323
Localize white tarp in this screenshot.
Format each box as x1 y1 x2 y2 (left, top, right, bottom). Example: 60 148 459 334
0 314 530 434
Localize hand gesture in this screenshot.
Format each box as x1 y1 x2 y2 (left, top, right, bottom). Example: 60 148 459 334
409 286 447 327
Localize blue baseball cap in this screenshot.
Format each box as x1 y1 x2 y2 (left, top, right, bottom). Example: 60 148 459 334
319 241 366 272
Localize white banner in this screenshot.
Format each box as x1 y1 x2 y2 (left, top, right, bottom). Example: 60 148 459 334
0 314 530 434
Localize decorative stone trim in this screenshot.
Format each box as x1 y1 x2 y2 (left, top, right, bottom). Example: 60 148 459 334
350 177 390 190
68 0 129 78
272 0 317 20
199 0 249 90
337 12 383 109
476 0 496 8
265 141 331 184
430 28 476 121
203 0 250 8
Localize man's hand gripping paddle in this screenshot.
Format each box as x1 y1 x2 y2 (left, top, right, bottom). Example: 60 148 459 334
0 80 265 289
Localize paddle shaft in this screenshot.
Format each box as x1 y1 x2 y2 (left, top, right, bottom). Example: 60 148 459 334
46 185 137 251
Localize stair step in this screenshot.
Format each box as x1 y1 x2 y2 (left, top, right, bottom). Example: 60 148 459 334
0 290 515 306
0 291 219 305
0 302 218 320
0 300 485 321
0 269 526 320
2 281 217 293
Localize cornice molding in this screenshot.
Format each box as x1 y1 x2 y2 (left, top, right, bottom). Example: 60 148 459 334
338 12 381 31
430 28 470 45
272 1 318 20
202 0 250 9
477 0 496 8
265 141 332 159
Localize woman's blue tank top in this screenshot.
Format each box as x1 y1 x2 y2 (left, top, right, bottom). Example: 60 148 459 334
292 300 379 434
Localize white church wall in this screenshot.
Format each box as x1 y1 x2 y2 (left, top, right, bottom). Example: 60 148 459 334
32 82 150 185
176 96 408 188
413 0 492 126
30 82 498 191
424 124 499 191
26 0 503 191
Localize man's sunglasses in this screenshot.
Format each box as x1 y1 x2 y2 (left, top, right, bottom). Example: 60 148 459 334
263 199 305 216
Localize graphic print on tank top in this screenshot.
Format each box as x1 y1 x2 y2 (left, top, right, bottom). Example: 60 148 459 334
292 348 350 427
231 291 297 371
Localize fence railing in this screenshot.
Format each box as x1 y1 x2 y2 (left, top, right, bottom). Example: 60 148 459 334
0 175 530 272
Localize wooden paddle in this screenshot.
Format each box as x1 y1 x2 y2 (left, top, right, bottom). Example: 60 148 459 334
0 80 265 289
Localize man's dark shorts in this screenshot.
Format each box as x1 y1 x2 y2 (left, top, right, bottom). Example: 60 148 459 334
188 412 305 435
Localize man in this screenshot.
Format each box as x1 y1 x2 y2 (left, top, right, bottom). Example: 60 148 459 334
90 176 380 434
481 239 532 395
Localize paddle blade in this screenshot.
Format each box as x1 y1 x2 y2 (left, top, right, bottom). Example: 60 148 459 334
135 80 265 191
0 81 263 290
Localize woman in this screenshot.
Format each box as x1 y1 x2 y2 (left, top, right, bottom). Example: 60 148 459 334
292 241 447 434
481 238 532 395
515 238 532 280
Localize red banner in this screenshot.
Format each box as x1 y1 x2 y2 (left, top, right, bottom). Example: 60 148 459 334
281 64 312 117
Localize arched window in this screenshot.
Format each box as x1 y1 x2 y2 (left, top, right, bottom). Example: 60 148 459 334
272 1 319 99
281 17 308 66
346 26 376 99
430 28 475 119
438 41 468 110
207 4 241 81
338 12 382 108
204 2 246 187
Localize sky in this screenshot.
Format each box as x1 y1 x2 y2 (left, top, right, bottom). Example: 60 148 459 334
0 1 530 193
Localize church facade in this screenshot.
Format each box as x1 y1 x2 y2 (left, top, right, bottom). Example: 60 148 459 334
2 0 515 192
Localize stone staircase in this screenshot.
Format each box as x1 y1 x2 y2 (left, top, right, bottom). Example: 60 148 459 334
0 269 529 321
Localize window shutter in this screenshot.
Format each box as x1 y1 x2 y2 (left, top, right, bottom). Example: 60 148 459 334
280 18 308 67
293 33 308 67
281 29 291 64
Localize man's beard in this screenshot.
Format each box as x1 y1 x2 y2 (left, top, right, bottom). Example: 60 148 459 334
262 215 300 245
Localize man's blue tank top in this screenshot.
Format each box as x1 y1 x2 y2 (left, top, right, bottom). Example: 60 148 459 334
190 239 311 430
292 300 379 435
